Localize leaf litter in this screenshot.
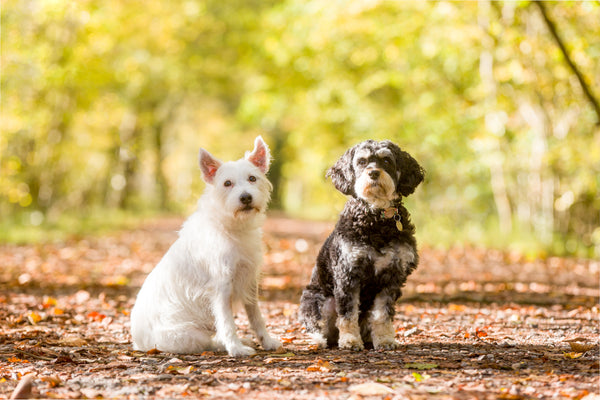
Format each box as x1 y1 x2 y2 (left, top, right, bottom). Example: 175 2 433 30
0 216 599 399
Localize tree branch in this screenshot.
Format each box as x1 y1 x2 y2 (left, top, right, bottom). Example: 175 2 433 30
535 1 600 125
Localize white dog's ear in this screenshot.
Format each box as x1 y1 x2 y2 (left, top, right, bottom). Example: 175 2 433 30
245 136 271 174
199 148 222 184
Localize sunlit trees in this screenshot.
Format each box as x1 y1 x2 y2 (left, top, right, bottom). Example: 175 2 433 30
1 0 598 256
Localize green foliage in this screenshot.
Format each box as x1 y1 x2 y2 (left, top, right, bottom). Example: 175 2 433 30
0 208 156 244
1 0 599 257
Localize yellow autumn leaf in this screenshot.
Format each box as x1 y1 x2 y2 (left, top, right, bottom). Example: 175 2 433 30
42 296 57 308
27 311 42 324
448 304 466 312
563 352 584 359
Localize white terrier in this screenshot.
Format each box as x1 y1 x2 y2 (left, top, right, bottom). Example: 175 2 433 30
130 136 282 356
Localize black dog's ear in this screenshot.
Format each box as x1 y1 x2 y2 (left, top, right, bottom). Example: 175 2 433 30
326 146 356 196
384 141 424 197
397 150 424 197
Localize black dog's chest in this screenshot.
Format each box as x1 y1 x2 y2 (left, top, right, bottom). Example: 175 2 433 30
337 240 412 278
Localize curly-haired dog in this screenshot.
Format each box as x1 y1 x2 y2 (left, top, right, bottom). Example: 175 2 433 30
299 140 424 350
131 136 281 356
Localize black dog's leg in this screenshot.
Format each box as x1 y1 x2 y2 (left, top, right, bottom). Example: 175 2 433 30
369 250 414 350
369 287 400 350
299 285 338 348
333 263 365 351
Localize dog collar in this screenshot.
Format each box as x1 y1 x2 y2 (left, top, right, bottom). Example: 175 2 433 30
381 207 403 231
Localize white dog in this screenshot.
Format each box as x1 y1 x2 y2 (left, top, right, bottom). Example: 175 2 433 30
130 136 282 356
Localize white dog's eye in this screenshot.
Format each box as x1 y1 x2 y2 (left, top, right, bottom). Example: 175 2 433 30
248 175 257 182
383 158 392 165
357 158 367 166
224 180 233 187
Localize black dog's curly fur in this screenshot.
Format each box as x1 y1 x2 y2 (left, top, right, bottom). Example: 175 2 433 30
299 140 424 350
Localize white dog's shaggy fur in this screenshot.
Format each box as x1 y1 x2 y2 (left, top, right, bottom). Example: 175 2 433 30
130 136 281 356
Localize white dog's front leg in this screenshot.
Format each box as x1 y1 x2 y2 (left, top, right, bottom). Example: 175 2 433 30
244 302 282 351
213 285 255 357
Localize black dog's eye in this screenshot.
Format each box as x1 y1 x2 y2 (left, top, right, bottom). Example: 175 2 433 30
382 157 392 165
357 158 367 166
248 175 257 182
224 180 233 187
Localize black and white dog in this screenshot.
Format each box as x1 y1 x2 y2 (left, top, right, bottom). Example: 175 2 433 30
299 140 424 351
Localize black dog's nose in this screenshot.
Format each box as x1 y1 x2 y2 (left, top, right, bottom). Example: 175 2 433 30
368 169 380 180
240 193 253 205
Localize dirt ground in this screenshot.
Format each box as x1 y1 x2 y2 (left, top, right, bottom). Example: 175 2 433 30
1 216 598 399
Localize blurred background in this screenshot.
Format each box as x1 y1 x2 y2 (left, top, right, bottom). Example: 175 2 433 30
1 0 599 258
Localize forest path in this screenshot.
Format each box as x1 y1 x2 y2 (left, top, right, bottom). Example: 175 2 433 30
1 217 598 399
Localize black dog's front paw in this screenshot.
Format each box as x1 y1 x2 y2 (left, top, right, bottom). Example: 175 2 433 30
374 340 400 351
339 335 365 351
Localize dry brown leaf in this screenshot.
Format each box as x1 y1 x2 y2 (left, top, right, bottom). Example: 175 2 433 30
569 342 596 353
10 374 35 400
58 336 88 347
306 360 334 372
41 375 62 388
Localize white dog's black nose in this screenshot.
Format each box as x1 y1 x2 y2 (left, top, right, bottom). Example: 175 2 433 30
240 193 253 205
368 169 380 180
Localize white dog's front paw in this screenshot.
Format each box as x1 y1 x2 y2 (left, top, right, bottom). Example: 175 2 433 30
261 335 282 351
308 332 329 349
227 343 256 357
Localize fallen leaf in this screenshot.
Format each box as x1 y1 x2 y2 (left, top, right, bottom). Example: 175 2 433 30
348 382 394 395
306 359 335 372
404 327 423 337
266 351 294 358
27 311 42 325
41 375 62 388
271 346 288 354
277 378 292 388
87 311 106 322
448 304 466 312
8 357 30 363
476 328 488 337
373 360 391 366
568 342 596 353
581 394 600 400
58 336 88 347
404 363 438 370
404 305 416 313
167 365 194 375
563 337 589 343
10 373 35 400
563 352 584 359
42 296 57 308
